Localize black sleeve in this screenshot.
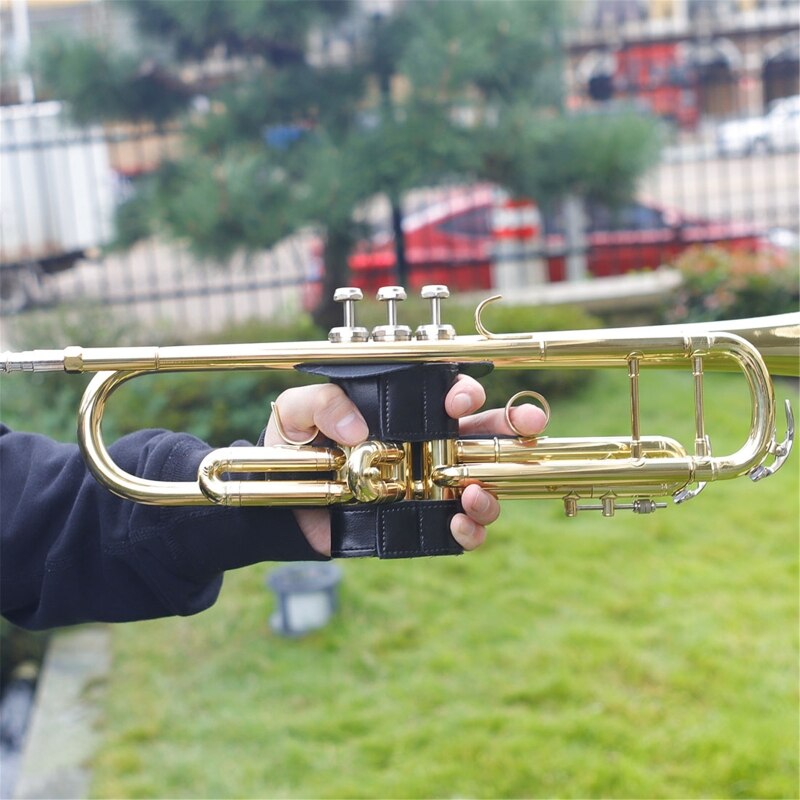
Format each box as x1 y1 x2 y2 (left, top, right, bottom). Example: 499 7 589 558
0 424 324 630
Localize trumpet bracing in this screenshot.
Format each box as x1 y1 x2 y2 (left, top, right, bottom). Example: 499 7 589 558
2 287 798 523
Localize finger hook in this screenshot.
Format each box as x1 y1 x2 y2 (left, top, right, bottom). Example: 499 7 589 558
504 390 550 437
271 401 320 446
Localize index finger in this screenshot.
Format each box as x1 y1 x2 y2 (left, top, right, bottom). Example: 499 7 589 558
265 384 368 446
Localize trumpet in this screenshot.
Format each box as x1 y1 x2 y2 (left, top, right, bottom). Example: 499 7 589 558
2 287 798 530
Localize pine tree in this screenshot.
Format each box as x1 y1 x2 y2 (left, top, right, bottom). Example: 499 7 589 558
36 0 661 328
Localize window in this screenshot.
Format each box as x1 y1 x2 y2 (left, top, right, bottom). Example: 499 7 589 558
437 207 492 238
588 202 668 232
536 202 669 236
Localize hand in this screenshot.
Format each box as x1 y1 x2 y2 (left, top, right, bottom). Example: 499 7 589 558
265 377 547 556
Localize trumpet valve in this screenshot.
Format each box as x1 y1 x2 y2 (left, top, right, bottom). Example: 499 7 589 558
329 287 369 343
416 284 456 341
373 286 412 342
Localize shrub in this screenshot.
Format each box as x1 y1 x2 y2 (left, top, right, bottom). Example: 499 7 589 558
1 306 143 442
1 314 326 445
664 245 799 323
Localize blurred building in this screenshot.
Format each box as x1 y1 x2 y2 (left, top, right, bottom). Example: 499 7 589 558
0 0 134 105
567 0 799 127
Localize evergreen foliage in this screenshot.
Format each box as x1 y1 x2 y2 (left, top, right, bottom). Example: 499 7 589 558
35 38 193 124
34 0 662 325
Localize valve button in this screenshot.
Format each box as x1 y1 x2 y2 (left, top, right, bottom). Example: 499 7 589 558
334 287 363 303
376 286 407 302
372 285 411 341
416 284 455 341
329 286 368 343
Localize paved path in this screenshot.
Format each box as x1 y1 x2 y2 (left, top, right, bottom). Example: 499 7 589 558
13 626 111 800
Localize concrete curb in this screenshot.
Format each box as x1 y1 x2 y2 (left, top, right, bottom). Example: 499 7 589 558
463 268 683 315
13 626 110 800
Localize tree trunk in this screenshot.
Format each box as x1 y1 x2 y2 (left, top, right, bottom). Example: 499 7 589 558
390 197 408 287
312 225 355 331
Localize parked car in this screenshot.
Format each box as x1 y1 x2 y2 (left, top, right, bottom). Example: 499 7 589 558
304 185 777 305
716 95 800 156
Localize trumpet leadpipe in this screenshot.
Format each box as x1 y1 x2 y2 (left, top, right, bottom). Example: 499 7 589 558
1 313 797 375
0 350 70 372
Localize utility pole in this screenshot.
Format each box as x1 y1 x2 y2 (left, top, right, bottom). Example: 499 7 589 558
373 11 408 287
12 0 35 104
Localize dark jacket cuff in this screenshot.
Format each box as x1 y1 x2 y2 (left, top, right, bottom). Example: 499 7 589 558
125 433 325 615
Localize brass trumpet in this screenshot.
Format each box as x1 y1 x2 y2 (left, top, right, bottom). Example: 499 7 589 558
2 289 798 520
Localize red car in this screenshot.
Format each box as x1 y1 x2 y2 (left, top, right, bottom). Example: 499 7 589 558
306 185 771 301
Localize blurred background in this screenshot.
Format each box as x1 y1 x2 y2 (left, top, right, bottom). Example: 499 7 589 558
0 1 797 798
0 0 797 337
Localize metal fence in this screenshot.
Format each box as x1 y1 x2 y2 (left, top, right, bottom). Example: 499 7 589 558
0 104 312 342
0 32 797 344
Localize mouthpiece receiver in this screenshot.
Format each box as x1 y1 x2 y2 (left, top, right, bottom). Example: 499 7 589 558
1 350 69 373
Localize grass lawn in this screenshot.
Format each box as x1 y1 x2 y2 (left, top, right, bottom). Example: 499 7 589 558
91 370 799 799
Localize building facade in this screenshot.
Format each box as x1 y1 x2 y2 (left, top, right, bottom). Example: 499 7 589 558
567 0 799 127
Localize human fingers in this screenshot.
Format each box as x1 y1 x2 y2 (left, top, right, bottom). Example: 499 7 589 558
298 484 502 557
444 374 486 418
450 483 500 550
458 402 547 437
460 482 500 525
450 515 487 550
265 384 368 446
267 385 366 556
297 482 502 557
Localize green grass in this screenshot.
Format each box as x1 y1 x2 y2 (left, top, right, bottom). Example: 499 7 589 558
91 370 799 799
